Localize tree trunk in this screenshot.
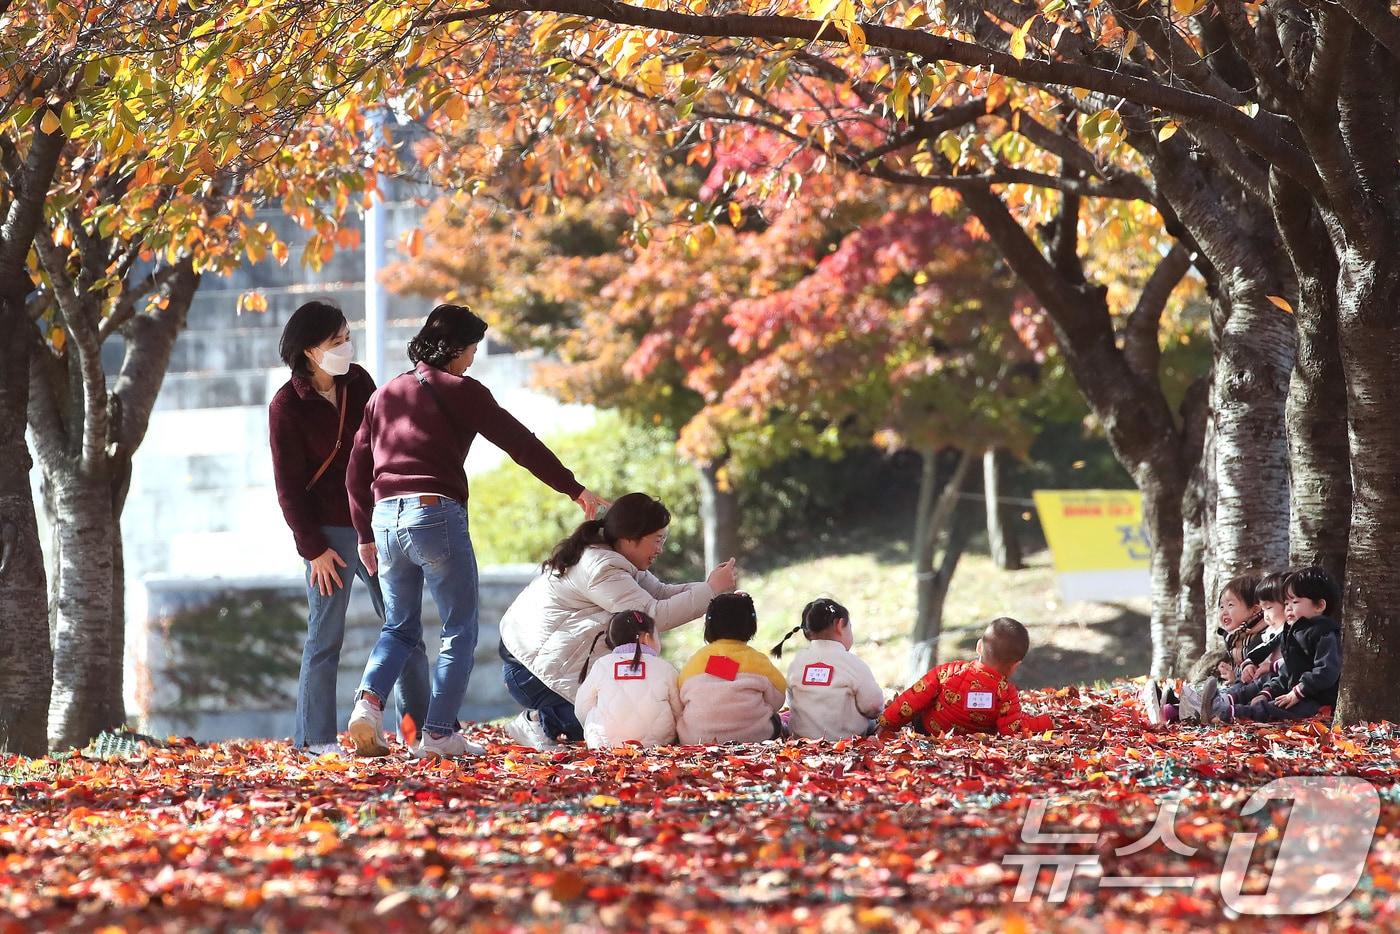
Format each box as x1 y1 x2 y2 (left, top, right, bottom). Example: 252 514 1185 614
982 449 1022 571
0 303 53 756
696 459 740 571
1332 246 1400 726
1211 281 1294 584
1175 376 1214 668
908 448 974 679
103 454 134 724
1139 458 1187 677
1271 173 1352 583
46 470 118 750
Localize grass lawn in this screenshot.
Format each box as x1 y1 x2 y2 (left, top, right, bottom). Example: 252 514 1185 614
662 520 1151 692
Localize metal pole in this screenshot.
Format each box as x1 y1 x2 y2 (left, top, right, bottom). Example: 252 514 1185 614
364 109 388 384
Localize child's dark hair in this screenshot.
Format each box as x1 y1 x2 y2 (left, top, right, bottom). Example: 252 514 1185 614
279 300 346 375
705 592 757 643
407 303 488 368
981 617 1031 669
1285 566 1341 617
608 609 655 670
1255 570 1291 605
1220 573 1260 607
543 492 671 576
771 597 848 658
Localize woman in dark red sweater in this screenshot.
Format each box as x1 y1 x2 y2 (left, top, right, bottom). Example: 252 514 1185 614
269 301 429 754
345 304 606 759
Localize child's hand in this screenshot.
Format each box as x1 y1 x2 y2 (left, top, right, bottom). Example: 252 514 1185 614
1250 693 1270 705
1239 663 1258 683
1275 690 1301 709
1217 660 1234 681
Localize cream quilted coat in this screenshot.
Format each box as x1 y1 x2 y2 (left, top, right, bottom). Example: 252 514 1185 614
498 546 715 702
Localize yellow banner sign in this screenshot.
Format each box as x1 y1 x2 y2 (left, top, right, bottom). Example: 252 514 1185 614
1032 490 1150 573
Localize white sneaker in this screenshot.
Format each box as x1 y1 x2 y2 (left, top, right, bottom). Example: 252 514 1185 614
504 710 557 750
1179 682 1203 720
305 742 342 757
347 695 390 757
1139 679 1163 726
411 731 487 759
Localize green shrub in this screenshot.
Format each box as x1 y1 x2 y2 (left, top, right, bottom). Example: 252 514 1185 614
469 413 926 578
469 414 704 577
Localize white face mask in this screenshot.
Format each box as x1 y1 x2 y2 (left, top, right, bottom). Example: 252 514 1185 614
317 341 354 376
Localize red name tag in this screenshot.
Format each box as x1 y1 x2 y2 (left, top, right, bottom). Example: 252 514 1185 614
801 662 835 686
704 654 741 681
614 660 646 681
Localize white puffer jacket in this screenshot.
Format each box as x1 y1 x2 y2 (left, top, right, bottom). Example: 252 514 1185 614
574 645 682 748
498 546 715 701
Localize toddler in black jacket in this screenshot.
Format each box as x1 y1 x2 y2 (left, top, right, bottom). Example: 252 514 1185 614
1200 566 1342 724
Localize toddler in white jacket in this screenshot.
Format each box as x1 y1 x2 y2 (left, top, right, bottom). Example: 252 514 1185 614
772 598 884 740
574 610 682 749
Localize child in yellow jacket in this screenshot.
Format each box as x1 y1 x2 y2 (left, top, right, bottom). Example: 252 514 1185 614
676 593 786 744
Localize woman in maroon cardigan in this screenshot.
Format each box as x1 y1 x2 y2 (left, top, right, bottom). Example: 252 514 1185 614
345 304 606 759
269 301 428 755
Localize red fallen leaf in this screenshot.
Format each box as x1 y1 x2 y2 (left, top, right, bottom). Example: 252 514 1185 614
549 871 587 901
401 713 418 749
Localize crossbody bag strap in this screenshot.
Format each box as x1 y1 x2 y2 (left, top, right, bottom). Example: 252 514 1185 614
415 368 471 491
304 384 348 492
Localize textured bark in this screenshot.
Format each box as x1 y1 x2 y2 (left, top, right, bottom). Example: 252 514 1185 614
1176 375 1214 667
982 449 1022 571
908 448 974 679
45 473 116 750
1272 173 1352 583
0 302 53 756
0 125 63 755
1333 247 1400 726
696 459 740 571
28 256 198 749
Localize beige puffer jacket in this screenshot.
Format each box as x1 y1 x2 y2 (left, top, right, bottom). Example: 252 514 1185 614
498 546 715 702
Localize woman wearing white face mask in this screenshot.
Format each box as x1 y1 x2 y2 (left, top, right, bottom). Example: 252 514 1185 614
269 300 429 755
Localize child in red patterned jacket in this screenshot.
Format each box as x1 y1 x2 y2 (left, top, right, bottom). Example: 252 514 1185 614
877 617 1052 737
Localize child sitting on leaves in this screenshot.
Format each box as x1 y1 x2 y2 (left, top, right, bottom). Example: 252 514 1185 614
1197 566 1342 725
1236 570 1289 685
1216 573 1265 684
574 610 682 749
676 593 787 744
772 598 884 740
1143 573 1269 724
877 617 1052 737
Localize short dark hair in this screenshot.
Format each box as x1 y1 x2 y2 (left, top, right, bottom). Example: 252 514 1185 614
279 301 346 375
408 303 488 368
982 617 1031 668
1256 570 1291 604
1220 573 1260 607
704 592 757 643
1285 566 1341 617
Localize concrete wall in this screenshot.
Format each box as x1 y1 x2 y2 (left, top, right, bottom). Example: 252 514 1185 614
131 567 537 742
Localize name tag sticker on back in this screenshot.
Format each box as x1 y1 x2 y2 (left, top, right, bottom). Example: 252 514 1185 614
802 663 835 686
967 691 994 710
614 660 646 680
704 655 741 681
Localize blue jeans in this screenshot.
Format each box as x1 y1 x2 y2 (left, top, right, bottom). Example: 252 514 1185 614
359 497 479 736
296 525 430 746
499 643 584 741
